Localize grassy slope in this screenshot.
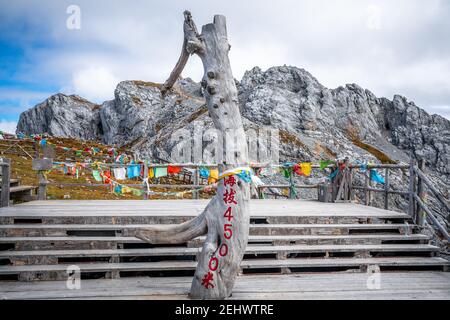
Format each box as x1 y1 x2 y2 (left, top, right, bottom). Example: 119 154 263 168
2 137 214 200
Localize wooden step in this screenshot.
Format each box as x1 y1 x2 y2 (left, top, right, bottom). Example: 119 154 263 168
0 223 413 237
0 257 447 281
0 178 20 187
0 244 440 260
0 234 430 251
3 186 37 194
0 213 410 225
2 272 450 300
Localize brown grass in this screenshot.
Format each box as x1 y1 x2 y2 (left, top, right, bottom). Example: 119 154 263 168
280 130 306 148
2 137 215 200
133 80 162 89
346 124 397 164
313 141 336 158
131 95 143 106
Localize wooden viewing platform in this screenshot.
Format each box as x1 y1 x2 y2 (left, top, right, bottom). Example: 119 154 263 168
0 199 449 300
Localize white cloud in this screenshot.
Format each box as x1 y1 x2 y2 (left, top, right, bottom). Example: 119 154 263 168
426 106 450 120
70 67 119 102
0 120 18 134
1 0 450 119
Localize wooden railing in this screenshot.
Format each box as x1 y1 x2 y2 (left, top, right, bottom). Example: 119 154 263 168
34 161 219 200
4 150 449 242
253 159 449 243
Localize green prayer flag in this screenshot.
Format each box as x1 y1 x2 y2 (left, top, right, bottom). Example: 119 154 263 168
319 160 333 171
154 166 168 178
92 170 102 182
281 167 292 178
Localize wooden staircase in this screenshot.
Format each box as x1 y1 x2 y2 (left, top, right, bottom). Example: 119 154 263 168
0 200 448 282
0 177 38 205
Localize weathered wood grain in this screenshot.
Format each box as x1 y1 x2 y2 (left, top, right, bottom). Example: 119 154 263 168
1 272 449 300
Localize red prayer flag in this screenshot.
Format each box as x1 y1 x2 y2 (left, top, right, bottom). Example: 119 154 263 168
167 165 182 175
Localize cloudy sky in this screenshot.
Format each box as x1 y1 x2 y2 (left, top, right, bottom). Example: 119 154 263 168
0 0 449 133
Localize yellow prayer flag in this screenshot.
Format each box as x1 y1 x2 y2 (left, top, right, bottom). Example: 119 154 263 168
148 168 154 178
210 169 218 179
300 162 312 176
121 186 132 194
208 169 219 184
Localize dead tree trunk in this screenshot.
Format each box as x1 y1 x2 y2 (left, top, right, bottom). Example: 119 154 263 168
136 11 250 299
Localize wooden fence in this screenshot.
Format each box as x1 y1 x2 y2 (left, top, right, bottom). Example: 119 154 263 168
0 149 448 241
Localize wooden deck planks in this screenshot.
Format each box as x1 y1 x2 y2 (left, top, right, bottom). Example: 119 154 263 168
1 272 449 300
0 234 429 243
0 200 410 218
0 243 439 258
0 257 447 274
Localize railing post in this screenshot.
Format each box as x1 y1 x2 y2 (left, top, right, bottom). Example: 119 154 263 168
257 186 264 199
416 159 426 226
348 168 354 201
408 153 416 219
143 162 148 200
193 166 199 200
364 170 370 206
384 168 389 210
1 158 11 207
37 171 47 201
289 172 295 199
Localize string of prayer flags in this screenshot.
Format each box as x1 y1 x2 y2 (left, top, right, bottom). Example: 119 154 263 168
319 160 333 171
167 165 182 175
370 169 385 184
154 166 168 178
113 167 126 180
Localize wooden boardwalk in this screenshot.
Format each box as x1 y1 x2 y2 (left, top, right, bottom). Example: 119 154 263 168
0 199 448 299
1 272 449 300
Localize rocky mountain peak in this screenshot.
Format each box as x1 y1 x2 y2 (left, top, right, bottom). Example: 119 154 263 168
16 65 450 179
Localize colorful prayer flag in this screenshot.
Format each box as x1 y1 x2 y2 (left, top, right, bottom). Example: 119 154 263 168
370 169 385 184
92 170 103 182
154 166 168 178
199 167 210 179
319 160 333 171
168 165 182 175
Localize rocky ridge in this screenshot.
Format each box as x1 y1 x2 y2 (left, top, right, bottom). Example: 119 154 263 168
16 65 449 229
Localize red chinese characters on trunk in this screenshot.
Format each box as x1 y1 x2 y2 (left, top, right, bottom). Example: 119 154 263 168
202 175 237 289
